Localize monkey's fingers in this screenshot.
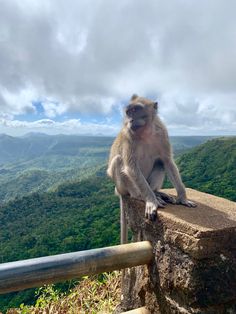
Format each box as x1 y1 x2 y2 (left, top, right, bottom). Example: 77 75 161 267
145 211 157 221
186 200 197 207
156 196 167 206
177 199 197 208
145 202 159 221
155 191 176 204
150 212 157 222
157 202 165 208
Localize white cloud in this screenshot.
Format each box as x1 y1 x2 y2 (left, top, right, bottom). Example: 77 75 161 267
41 100 67 118
0 0 236 135
0 118 120 136
0 86 37 116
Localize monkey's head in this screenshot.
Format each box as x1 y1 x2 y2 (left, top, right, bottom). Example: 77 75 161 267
124 94 158 132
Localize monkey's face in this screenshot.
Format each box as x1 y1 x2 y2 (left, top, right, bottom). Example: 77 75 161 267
124 100 157 132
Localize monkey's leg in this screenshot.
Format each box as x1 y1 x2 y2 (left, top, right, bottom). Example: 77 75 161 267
164 158 196 207
148 164 176 205
108 155 142 199
122 164 164 221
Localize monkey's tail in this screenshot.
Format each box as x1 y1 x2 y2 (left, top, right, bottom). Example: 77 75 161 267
120 196 128 244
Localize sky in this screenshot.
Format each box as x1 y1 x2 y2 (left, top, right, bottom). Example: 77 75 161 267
0 0 236 136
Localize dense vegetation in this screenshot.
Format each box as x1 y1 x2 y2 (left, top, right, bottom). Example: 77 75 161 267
170 136 215 156
0 167 120 312
0 163 103 204
0 133 213 164
0 133 114 164
178 137 236 201
7 272 121 314
0 135 235 312
0 168 119 264
0 134 114 203
0 134 213 203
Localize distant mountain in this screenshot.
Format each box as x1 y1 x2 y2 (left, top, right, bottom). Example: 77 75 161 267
1 137 234 266
22 132 52 137
0 134 214 204
0 165 102 204
0 136 235 312
0 134 114 203
170 136 216 156
0 134 114 164
1 136 234 263
177 137 236 201
0 133 215 165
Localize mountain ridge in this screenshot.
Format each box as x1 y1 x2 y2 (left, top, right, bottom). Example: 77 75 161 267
0 136 235 312
0 134 215 204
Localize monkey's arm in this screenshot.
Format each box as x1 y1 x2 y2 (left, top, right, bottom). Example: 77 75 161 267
163 158 196 207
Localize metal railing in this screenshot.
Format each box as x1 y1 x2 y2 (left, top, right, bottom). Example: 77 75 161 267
0 241 152 294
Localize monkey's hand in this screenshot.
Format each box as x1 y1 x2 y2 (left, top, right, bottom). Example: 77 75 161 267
176 198 197 208
145 200 164 221
154 191 176 205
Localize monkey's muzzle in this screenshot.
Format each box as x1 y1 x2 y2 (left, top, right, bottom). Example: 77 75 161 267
131 124 144 131
130 118 146 131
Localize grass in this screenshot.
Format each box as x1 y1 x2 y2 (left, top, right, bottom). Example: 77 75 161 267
6 272 121 314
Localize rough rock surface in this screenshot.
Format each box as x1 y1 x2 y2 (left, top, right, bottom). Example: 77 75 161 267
117 189 236 314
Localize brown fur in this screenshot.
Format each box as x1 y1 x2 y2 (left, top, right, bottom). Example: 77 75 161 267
107 95 196 220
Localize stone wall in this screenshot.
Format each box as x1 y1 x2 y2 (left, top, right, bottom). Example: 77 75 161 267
117 189 236 314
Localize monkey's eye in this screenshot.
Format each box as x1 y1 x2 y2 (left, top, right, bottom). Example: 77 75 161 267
126 108 136 115
126 105 142 116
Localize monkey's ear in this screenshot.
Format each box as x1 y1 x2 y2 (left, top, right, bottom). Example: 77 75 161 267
131 94 138 101
153 101 158 110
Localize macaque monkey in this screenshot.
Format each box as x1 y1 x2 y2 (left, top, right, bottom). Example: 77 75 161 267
107 94 196 222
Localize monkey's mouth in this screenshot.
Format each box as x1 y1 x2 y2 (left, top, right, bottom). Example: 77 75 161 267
131 124 145 131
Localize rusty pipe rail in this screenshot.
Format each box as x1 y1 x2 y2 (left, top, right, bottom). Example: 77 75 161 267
0 241 153 294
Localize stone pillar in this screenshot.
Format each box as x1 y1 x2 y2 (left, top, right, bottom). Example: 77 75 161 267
118 188 236 314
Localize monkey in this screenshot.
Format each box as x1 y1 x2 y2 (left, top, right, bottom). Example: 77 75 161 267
107 94 196 222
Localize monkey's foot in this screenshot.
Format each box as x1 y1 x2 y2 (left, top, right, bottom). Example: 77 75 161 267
177 198 197 208
154 191 176 205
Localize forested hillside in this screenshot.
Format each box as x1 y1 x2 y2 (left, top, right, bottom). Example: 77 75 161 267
0 136 235 312
0 133 113 164
0 133 213 164
0 168 118 264
177 137 236 201
0 164 103 204
0 134 213 203
0 167 119 312
0 134 113 203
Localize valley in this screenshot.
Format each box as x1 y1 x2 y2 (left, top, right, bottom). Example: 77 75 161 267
0 134 213 203
0 134 235 312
